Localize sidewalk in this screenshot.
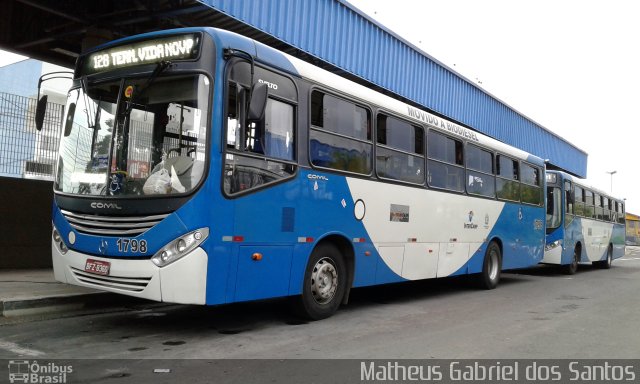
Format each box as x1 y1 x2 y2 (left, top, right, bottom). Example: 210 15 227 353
0 269 129 318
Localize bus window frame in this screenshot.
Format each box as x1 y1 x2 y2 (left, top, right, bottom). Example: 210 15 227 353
584 189 595 218
520 161 543 206
426 129 465 193
495 153 520 202
465 143 496 199
594 193 604 220
222 59 300 197
374 110 426 186
564 179 574 227
308 87 374 177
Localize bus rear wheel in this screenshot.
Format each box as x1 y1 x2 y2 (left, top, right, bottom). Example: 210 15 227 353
564 247 579 275
294 243 347 320
594 245 613 269
477 241 501 289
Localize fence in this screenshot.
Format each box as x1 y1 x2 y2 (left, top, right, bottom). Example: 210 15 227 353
0 92 64 180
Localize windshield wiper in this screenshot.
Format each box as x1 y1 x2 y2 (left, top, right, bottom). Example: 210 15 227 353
80 76 96 128
90 98 102 157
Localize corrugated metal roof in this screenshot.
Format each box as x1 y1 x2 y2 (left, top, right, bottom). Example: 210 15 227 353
202 0 587 177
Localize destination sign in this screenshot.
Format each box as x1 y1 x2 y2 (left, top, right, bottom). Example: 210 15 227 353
82 33 201 75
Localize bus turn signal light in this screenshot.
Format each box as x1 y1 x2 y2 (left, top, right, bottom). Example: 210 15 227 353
252 253 263 261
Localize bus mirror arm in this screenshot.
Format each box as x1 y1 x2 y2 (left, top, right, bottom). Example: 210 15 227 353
222 48 266 121
35 71 74 131
247 82 268 121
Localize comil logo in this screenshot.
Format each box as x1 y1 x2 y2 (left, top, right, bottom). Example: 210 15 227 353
8 360 73 383
90 202 122 209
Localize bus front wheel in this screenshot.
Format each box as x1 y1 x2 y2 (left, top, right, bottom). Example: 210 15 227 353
477 241 501 289
294 243 347 320
564 247 579 275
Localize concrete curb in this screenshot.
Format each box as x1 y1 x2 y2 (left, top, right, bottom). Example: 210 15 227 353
0 292 151 318
1 292 105 317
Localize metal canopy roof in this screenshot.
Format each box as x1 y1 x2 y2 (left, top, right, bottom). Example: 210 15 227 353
0 0 587 177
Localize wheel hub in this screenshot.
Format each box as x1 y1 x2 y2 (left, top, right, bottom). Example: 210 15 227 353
311 258 338 304
488 250 499 281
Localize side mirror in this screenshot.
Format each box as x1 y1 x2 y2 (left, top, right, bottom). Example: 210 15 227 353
248 82 268 121
35 71 73 130
35 95 48 131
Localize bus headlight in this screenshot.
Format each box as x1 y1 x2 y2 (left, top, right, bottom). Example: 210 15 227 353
545 240 562 252
151 228 209 267
52 225 68 255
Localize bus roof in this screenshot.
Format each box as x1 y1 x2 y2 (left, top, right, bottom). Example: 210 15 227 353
547 170 624 201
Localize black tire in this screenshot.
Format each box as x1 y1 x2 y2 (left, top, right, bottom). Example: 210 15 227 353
594 245 613 269
477 241 501 289
293 243 347 320
564 246 579 275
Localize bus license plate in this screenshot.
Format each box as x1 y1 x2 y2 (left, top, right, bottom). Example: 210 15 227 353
85 259 110 276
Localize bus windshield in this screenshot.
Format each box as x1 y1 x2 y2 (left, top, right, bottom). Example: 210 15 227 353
55 74 210 197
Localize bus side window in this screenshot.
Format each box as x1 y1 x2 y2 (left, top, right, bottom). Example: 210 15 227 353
226 83 241 149
618 202 625 224
223 78 297 195
426 130 464 192
521 163 542 205
584 190 595 218
565 181 574 213
309 91 372 174
595 194 604 220
375 114 425 184
603 197 611 221
564 181 574 227
466 144 495 198
263 98 294 161
574 186 585 216
495 154 520 201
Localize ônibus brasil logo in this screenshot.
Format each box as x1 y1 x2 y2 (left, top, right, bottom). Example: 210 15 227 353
8 360 73 383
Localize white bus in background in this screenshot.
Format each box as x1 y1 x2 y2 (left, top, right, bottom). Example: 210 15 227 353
544 170 626 274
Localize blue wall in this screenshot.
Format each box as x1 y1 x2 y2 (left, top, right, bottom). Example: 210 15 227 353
203 0 587 177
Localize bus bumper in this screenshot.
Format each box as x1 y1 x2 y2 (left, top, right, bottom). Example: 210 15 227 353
52 240 207 305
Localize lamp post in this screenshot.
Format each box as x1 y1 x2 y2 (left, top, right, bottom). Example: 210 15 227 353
606 170 617 194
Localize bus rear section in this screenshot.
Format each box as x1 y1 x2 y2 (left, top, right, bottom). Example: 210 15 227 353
543 171 625 274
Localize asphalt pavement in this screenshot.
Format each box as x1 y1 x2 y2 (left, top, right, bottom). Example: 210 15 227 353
1 247 639 359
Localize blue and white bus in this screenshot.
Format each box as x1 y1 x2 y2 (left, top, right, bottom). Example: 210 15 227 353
544 170 626 274
40 27 546 319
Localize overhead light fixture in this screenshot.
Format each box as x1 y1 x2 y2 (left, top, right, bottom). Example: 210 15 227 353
52 47 79 58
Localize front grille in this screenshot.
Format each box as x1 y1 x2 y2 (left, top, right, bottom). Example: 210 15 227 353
71 268 151 292
61 210 169 236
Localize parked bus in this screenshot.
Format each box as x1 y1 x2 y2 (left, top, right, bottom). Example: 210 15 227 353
544 170 626 274
38 27 546 319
